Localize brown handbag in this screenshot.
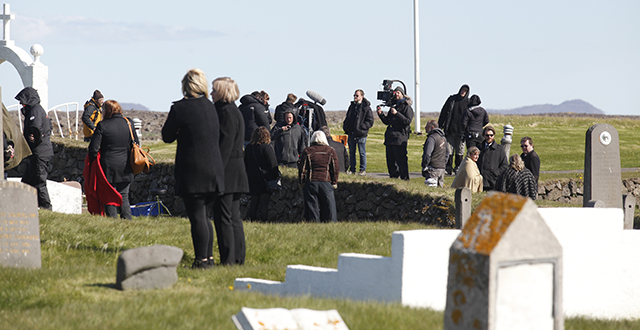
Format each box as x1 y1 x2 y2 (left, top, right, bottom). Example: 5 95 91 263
125 118 155 174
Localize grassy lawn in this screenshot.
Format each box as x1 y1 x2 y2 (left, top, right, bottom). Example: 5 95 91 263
2 212 640 329
3 114 640 329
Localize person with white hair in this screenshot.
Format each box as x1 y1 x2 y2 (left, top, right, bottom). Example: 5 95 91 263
298 130 339 222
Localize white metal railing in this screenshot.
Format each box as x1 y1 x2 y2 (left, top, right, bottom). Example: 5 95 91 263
7 102 81 140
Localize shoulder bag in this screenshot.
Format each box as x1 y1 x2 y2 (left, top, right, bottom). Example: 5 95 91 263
125 118 155 174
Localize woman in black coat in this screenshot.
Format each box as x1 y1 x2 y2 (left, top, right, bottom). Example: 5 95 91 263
162 68 225 269
244 126 279 222
88 100 139 220
211 77 250 266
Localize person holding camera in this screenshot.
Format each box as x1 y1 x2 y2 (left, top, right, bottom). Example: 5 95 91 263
377 86 414 180
271 111 306 168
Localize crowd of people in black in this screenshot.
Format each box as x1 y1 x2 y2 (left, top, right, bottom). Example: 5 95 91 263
4 78 541 269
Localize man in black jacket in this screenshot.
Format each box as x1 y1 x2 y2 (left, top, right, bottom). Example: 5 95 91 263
377 87 414 180
462 94 489 150
15 87 54 210
82 90 104 142
274 93 298 124
438 84 469 175
271 111 306 168
342 89 373 175
239 91 271 147
478 125 508 191
520 136 540 183
320 126 348 173
421 120 449 187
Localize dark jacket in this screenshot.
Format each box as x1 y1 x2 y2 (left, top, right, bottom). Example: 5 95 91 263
162 96 225 196
88 114 139 184
271 121 306 164
244 143 279 195
438 85 470 136
15 87 53 159
274 101 298 125
478 142 509 190
462 94 489 134
327 137 347 173
422 128 448 171
343 98 374 138
239 94 271 142
521 150 540 182
298 143 338 185
215 100 249 194
82 99 102 137
378 97 414 146
495 167 538 200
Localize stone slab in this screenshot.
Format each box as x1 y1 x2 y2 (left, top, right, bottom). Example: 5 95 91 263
7 178 81 214
0 180 40 268
232 307 349 330
116 244 183 290
583 124 623 208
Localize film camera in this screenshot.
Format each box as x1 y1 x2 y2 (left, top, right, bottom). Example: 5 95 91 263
377 79 407 107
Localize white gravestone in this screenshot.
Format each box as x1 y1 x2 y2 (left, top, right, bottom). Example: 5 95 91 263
232 307 349 330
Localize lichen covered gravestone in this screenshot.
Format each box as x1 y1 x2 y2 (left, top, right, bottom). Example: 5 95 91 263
444 192 563 330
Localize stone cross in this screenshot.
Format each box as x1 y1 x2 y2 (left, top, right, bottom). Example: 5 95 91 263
1 3 15 45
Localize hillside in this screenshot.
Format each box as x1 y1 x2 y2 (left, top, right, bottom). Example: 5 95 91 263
486 99 605 115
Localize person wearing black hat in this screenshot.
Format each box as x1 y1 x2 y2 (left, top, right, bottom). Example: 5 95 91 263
376 86 414 180
438 84 470 175
15 87 54 210
82 90 105 142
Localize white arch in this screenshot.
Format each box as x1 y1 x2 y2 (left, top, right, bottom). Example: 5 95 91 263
0 44 49 110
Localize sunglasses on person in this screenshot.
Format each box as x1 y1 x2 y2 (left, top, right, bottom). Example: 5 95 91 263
485 133 494 137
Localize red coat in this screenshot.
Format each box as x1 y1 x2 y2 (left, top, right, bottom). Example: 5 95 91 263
83 153 122 215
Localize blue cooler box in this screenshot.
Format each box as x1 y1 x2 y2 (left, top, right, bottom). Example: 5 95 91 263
131 202 162 216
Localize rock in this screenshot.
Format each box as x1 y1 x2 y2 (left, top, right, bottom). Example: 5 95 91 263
116 245 183 290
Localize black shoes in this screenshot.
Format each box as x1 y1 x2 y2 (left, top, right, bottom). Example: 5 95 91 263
191 259 215 269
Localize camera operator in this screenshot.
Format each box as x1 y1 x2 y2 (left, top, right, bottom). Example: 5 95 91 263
376 86 414 180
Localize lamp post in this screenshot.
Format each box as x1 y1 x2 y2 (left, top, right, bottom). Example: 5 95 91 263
413 0 421 134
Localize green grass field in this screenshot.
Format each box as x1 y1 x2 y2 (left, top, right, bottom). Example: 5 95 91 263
2 114 640 329
2 212 640 329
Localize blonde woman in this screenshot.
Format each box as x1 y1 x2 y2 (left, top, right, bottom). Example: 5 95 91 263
162 68 225 269
451 147 483 193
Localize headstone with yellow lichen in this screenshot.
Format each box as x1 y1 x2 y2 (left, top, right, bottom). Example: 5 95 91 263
443 192 563 330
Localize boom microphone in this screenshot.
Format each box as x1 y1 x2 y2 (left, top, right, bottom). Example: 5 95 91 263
306 90 326 106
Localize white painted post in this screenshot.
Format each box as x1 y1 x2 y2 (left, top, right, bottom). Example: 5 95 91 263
413 0 421 134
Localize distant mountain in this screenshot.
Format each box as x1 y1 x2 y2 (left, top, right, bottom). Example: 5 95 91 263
119 103 149 111
486 99 605 115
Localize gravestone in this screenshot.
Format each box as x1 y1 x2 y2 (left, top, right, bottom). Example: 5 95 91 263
116 244 183 290
623 194 636 229
0 180 41 268
444 192 563 330
232 307 349 330
583 124 622 208
454 187 471 229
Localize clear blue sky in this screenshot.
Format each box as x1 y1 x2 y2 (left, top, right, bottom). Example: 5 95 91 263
1 0 638 116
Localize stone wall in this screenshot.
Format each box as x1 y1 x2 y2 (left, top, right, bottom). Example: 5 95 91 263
536 178 640 203
34 142 455 226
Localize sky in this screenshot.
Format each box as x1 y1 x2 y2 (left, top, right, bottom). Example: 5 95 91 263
1 0 638 119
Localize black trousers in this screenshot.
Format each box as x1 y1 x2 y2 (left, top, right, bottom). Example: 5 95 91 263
248 193 271 222
385 144 409 180
213 193 246 265
303 181 337 223
22 155 52 209
182 193 216 261
104 182 132 220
